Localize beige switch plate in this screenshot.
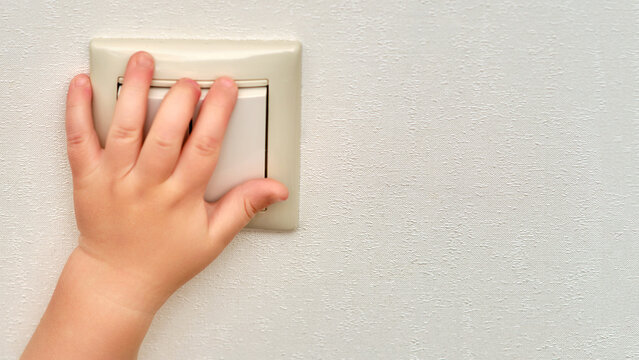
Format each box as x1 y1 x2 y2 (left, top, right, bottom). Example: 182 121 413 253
90 38 301 230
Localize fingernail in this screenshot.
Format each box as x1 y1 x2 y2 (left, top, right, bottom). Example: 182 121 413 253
136 52 153 68
74 75 88 87
218 77 235 88
184 78 200 88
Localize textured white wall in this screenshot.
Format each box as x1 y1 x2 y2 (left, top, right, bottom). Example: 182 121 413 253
1 1 638 358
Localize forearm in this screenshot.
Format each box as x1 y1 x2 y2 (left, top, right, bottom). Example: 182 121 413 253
22 247 162 360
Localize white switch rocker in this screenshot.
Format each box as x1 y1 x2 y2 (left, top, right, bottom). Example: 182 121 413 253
90 39 301 230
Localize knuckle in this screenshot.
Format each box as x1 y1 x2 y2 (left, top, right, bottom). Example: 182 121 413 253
110 124 140 143
151 134 175 150
192 134 220 157
162 180 189 205
243 198 259 221
66 131 88 147
116 174 145 198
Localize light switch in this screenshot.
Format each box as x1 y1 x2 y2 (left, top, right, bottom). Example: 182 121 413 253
90 39 301 230
136 86 267 202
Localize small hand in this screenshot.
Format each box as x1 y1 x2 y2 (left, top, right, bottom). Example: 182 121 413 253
68 51 288 310
23 51 288 360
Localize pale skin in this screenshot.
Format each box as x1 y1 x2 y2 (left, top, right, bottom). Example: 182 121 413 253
21 51 288 359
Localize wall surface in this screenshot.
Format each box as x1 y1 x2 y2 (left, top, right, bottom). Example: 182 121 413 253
1 0 638 358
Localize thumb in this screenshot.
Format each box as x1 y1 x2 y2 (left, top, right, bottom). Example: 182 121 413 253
207 178 289 243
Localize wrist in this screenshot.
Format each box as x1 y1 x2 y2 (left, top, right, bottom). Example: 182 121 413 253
65 245 170 315
22 246 165 359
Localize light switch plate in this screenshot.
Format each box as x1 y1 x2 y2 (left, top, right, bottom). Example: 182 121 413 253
90 38 301 230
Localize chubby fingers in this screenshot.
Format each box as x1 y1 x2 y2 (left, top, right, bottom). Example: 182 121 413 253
104 51 154 176
65 74 102 180
170 77 238 192
134 78 200 184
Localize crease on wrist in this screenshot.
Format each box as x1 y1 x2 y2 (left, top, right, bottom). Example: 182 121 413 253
64 245 168 316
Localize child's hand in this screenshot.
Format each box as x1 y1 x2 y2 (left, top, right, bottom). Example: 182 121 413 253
23 51 288 360
67 51 287 311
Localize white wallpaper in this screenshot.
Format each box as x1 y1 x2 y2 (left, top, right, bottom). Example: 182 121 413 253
1 1 638 358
